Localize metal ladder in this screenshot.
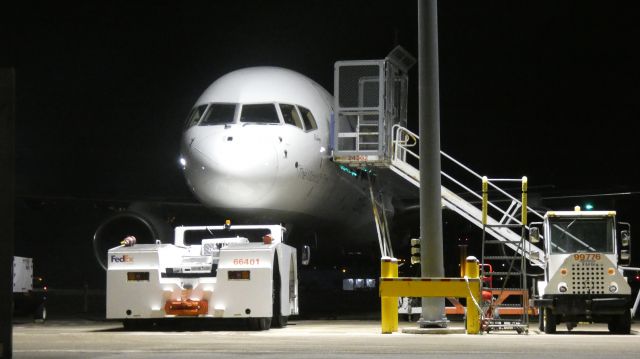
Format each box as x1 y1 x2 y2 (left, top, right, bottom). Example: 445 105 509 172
480 177 529 334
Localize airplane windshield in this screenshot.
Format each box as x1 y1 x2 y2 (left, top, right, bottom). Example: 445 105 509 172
240 104 280 124
184 104 208 128
199 104 236 126
299 106 318 131
279 104 304 129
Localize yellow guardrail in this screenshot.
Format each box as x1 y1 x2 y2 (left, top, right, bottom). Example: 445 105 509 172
379 257 482 334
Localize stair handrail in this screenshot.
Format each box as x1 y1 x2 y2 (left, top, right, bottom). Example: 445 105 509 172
390 124 545 226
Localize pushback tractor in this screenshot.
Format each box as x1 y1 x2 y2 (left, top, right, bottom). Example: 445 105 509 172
531 208 638 334
106 222 299 330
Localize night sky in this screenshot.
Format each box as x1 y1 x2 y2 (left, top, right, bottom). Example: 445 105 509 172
3 1 640 288
6 1 639 199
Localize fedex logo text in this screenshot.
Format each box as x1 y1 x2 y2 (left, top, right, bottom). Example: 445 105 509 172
111 255 134 263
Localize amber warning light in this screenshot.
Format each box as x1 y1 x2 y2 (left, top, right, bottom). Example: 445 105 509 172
228 270 250 280
127 272 150 281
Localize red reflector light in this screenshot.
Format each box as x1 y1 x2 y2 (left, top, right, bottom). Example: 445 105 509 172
228 270 250 280
164 299 208 316
127 272 150 281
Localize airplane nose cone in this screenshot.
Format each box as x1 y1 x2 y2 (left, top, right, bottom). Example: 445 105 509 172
185 132 279 207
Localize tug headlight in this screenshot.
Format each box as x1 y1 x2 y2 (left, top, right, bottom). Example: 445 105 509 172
558 282 568 293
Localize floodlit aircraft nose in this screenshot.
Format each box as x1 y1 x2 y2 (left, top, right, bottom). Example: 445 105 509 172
185 132 279 207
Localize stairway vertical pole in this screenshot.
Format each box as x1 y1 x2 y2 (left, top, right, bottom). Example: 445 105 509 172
418 0 447 327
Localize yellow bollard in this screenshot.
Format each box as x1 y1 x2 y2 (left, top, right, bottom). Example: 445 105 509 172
380 257 398 333
464 256 481 334
465 256 479 279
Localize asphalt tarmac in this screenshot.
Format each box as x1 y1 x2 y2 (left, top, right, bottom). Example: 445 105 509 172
11 319 640 359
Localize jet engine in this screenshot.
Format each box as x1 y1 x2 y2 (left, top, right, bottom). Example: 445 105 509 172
92 204 173 270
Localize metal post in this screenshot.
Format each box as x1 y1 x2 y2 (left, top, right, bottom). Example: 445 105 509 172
521 176 528 226
521 176 529 328
0 68 15 358
418 0 446 327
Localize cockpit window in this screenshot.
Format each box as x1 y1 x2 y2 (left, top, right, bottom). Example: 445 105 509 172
279 104 304 130
199 104 236 126
184 104 208 128
240 104 280 124
298 106 318 131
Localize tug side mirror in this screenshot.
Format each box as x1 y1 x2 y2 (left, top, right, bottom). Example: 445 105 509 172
621 230 630 248
619 223 632 266
620 250 631 262
529 227 540 244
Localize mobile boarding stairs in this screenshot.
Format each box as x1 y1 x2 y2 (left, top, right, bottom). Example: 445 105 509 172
332 48 546 332
332 47 545 268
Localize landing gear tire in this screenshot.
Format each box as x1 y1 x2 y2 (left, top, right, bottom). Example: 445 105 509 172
543 308 556 334
34 303 47 323
538 307 544 332
608 309 631 334
123 319 143 330
248 317 272 331
270 255 288 328
122 319 155 330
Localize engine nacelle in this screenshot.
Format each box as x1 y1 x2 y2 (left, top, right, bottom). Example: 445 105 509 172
93 208 172 270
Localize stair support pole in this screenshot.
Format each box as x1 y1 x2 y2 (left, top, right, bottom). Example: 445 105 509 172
418 0 447 328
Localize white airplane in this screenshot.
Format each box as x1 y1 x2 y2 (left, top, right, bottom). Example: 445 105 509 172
93 67 382 270
179 66 374 237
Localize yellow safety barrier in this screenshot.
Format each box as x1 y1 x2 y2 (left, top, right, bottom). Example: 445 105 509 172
380 257 399 333
379 257 482 334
